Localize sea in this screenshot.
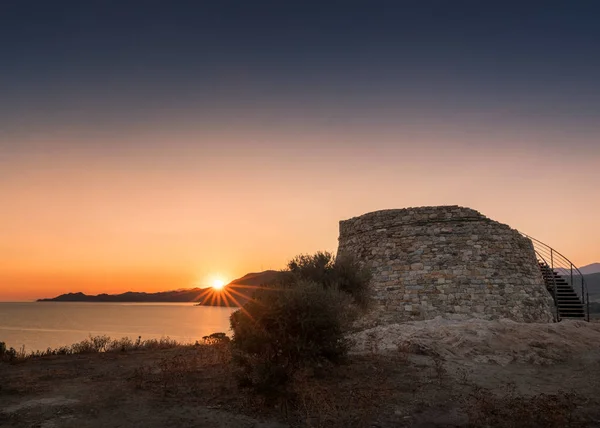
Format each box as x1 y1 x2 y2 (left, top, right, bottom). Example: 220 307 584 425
0 302 237 352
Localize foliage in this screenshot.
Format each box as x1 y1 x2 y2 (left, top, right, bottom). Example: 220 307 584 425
202 332 230 345
229 251 371 398
230 278 358 398
286 251 371 307
71 335 111 353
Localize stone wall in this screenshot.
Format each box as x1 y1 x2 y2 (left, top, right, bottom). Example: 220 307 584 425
337 206 555 324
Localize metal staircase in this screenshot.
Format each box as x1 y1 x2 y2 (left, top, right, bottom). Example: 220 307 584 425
520 233 589 322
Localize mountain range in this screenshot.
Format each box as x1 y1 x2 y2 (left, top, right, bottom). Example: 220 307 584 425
38 270 282 306
579 263 600 275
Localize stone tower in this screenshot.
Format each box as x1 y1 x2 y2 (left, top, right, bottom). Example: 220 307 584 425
337 206 555 324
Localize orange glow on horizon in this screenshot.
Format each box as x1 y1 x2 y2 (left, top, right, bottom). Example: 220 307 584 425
1 129 599 301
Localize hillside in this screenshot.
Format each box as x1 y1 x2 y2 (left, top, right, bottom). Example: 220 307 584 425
194 270 283 307
580 262 600 275
37 270 283 306
585 273 600 302
37 289 206 303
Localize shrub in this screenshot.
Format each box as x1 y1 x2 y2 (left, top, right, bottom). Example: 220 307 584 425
230 279 357 398
229 252 371 398
202 332 230 345
0 343 19 363
286 251 371 308
71 335 111 353
107 337 135 352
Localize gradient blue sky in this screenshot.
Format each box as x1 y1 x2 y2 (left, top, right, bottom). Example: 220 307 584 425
1 1 599 300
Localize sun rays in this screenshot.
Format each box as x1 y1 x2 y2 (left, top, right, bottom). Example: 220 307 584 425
194 281 277 321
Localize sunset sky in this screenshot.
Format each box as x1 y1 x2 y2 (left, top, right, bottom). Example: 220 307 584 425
1 1 599 301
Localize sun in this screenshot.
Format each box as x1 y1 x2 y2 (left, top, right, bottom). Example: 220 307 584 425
212 279 225 290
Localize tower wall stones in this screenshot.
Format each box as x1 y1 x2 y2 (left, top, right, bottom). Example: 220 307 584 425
337 206 555 324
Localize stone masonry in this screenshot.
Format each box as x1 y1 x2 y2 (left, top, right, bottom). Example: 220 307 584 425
337 206 555 324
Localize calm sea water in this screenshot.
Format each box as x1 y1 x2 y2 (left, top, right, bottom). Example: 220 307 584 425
0 302 236 352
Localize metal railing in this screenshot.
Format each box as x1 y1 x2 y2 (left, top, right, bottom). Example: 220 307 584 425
520 232 589 322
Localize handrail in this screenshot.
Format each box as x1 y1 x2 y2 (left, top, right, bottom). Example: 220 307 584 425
520 233 586 278
533 250 560 321
519 232 589 322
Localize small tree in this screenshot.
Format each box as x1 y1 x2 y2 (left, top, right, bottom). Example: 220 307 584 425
229 251 371 398
230 281 355 396
286 251 371 308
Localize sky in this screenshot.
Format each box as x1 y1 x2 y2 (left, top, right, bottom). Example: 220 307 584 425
1 1 599 301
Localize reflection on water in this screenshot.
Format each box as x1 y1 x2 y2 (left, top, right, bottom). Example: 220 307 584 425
0 302 236 352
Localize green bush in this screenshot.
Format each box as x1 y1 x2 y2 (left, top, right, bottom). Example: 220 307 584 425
286 251 371 308
229 251 371 399
230 280 356 397
202 332 230 345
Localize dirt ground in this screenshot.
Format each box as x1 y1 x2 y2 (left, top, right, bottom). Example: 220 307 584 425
2 337 600 428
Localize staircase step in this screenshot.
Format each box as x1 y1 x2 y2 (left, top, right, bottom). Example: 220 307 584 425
543 278 568 283
537 258 588 322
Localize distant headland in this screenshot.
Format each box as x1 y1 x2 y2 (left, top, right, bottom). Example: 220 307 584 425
37 270 282 306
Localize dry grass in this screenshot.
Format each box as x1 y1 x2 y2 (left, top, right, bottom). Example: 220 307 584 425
124 343 599 427
464 383 583 427
3 336 599 427
0 335 185 363
131 339 236 400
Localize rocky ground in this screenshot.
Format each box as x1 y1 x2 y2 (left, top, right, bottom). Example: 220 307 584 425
351 317 600 365
2 320 600 427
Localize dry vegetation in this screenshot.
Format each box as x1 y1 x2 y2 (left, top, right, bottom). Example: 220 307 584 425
2 333 600 427
2 253 600 426
0 335 182 363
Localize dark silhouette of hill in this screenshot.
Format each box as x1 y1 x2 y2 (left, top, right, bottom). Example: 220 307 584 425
37 270 283 306
37 289 206 303
579 263 600 275
228 270 282 287
584 273 600 302
194 270 283 307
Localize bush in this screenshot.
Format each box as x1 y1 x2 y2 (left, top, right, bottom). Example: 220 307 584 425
71 335 111 353
0 342 19 363
230 281 356 397
229 252 371 398
202 332 230 345
286 251 371 308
